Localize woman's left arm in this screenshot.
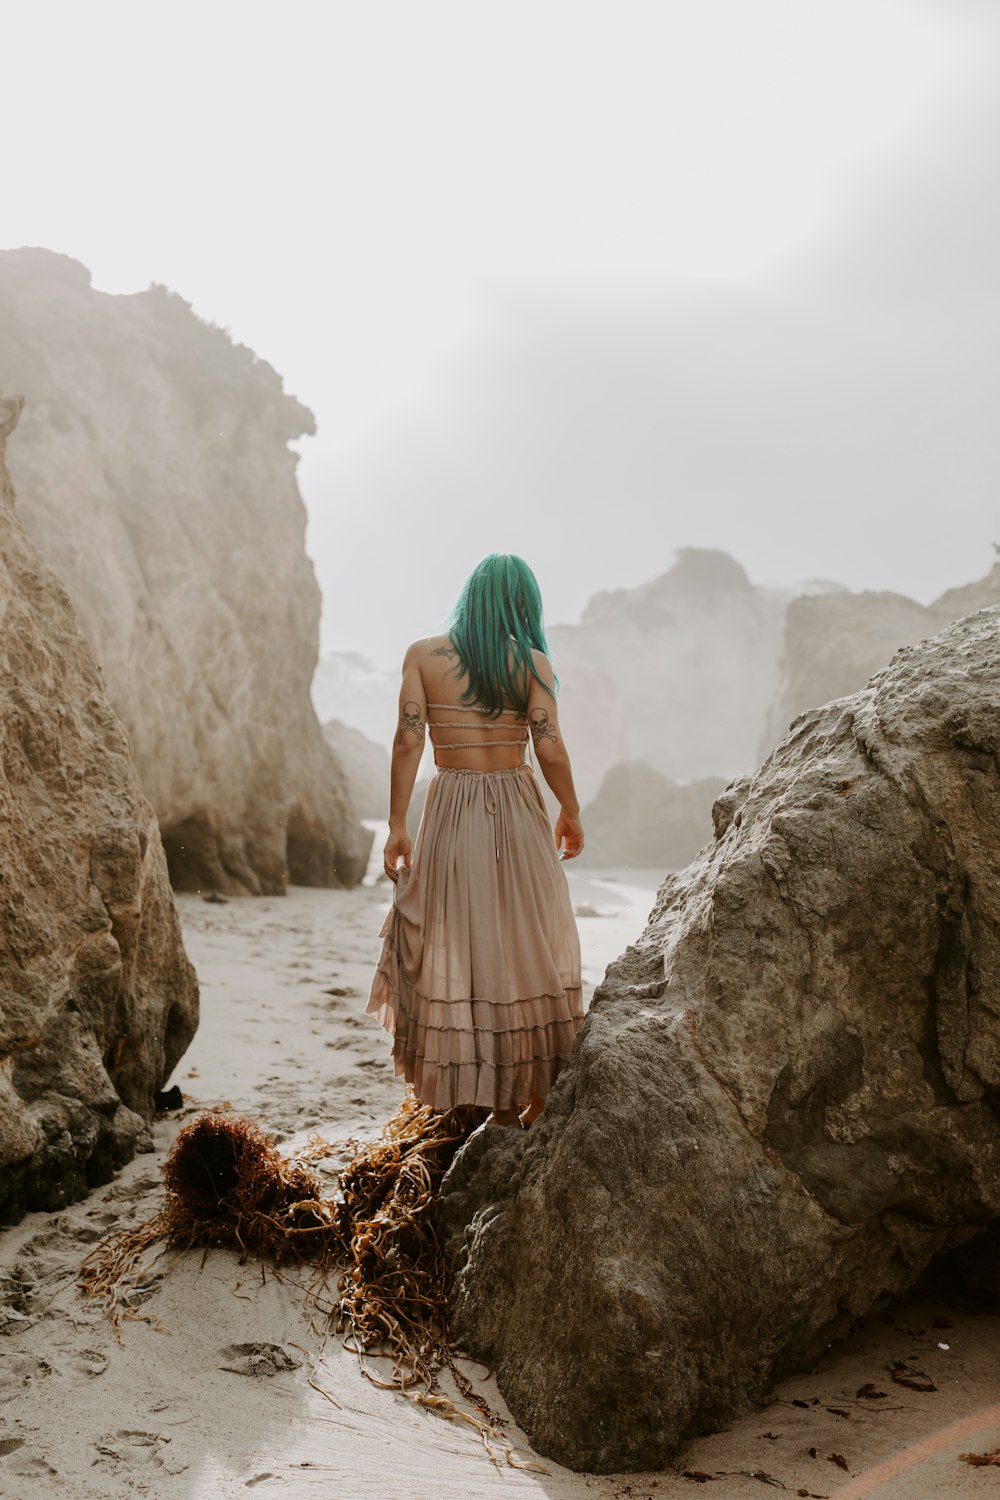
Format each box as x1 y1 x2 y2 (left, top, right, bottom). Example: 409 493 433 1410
384 641 427 881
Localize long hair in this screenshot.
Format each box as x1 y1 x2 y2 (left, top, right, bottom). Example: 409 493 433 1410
445 553 556 717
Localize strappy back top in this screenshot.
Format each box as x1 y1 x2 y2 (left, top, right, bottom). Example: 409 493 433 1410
426 702 529 765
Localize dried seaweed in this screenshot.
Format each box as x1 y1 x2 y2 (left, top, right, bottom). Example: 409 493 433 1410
77 1095 543 1469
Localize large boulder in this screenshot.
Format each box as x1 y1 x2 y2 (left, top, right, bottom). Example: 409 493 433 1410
578 760 725 868
0 248 371 894
0 395 199 1226
438 603 1000 1472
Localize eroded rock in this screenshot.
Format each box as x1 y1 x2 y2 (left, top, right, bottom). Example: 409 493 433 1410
439 604 1000 1471
0 394 198 1225
0 248 370 894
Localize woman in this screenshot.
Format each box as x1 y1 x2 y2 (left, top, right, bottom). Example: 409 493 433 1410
366 553 585 1129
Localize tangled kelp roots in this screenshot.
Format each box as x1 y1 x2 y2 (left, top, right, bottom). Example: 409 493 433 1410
77 1096 541 1467
162 1109 332 1258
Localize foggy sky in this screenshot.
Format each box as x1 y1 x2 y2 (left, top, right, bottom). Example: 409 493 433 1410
306 1 1000 667
2 1 999 673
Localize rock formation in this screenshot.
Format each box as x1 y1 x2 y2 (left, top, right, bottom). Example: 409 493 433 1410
578 761 725 868
0 247 370 894
762 549 1000 759
548 548 815 802
322 719 390 820
439 603 1000 1472
0 395 199 1226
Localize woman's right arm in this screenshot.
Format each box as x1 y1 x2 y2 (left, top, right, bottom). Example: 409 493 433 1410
384 641 427 881
526 651 584 859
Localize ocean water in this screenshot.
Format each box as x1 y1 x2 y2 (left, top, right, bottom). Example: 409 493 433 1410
361 819 662 997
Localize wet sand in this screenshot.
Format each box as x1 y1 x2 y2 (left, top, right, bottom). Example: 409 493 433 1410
0 879 996 1498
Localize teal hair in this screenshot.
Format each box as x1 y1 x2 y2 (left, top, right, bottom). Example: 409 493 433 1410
445 553 556 717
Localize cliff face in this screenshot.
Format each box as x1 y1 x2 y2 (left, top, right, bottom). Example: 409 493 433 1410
0 248 370 894
548 549 806 802
440 602 1000 1471
762 550 1000 758
0 395 199 1225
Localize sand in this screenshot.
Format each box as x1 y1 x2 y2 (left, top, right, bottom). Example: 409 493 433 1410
1 875 997 1499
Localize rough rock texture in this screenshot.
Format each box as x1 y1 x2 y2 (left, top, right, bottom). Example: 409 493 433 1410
438 604 1000 1472
0 247 370 894
0 395 199 1226
322 719 390 820
578 761 725 868
548 548 821 801
762 549 1000 759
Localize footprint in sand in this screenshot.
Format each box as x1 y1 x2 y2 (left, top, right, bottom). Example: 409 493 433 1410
218 1342 302 1377
0 1354 53 1401
91 1429 188 1476
4 1449 58 1481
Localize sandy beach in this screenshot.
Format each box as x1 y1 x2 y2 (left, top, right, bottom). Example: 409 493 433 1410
1 876 997 1500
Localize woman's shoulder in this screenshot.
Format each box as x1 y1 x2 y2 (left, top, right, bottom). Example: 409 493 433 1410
527 646 554 683
402 634 458 665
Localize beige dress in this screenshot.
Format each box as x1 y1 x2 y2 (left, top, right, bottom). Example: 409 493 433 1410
367 703 584 1112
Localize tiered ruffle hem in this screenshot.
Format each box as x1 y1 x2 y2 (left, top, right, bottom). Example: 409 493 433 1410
367 764 584 1112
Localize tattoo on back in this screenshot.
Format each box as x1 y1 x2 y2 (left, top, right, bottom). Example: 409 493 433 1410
430 645 457 660
399 701 425 741
529 708 557 747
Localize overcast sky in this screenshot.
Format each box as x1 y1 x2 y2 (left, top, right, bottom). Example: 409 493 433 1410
3 0 998 668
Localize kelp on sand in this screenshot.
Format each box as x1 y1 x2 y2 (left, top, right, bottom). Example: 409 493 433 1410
77 1093 544 1469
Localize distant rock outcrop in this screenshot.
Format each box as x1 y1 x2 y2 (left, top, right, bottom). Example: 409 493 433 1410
439 603 1000 1472
0 395 198 1226
0 248 370 894
548 548 814 802
762 550 1000 758
322 719 390 820
578 761 724 868
312 651 397 749
931 544 1000 621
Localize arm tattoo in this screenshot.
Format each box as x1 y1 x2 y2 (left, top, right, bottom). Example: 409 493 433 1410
398 700 425 742
430 645 457 660
529 708 558 747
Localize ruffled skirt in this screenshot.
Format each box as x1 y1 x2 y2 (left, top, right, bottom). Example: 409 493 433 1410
367 764 584 1111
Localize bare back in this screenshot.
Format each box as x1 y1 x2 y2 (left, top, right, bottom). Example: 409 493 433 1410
415 634 530 770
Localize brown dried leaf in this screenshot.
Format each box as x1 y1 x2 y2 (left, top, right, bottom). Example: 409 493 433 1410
888 1363 937 1393
959 1449 1000 1467
826 1408 851 1419
682 1473 715 1483
791 1399 810 1408
856 1383 888 1399
828 1453 849 1471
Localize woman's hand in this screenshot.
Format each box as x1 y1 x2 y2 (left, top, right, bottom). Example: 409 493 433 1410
555 810 584 860
384 828 412 883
